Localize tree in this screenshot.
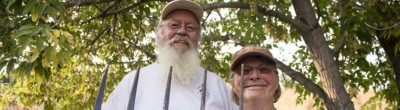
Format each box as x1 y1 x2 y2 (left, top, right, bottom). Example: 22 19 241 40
371 1 400 108
1 0 399 109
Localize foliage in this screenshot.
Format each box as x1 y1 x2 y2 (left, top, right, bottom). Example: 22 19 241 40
0 0 399 109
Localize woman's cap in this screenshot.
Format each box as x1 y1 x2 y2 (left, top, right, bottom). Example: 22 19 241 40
230 45 277 70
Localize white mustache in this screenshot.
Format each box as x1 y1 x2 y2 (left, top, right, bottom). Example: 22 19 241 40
170 35 193 47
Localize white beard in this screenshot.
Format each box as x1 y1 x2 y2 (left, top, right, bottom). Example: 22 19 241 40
156 35 200 85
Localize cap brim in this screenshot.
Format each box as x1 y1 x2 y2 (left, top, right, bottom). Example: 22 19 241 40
230 52 276 70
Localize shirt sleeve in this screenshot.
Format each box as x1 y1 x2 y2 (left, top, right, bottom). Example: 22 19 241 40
216 75 239 110
102 71 136 110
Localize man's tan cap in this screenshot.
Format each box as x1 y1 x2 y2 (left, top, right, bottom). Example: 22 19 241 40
230 45 277 70
161 0 203 23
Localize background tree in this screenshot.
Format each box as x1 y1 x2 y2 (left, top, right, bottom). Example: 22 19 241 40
0 0 398 109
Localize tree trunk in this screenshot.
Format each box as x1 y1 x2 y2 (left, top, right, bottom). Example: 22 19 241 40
291 0 354 109
376 29 400 109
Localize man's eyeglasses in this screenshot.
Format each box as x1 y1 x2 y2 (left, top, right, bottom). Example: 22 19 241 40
234 65 276 75
164 22 199 32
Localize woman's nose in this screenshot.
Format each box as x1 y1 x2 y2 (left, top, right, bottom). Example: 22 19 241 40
248 69 261 80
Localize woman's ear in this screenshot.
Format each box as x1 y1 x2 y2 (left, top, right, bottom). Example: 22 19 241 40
231 84 236 92
232 83 239 94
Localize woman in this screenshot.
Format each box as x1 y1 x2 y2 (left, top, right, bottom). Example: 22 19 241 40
230 45 281 110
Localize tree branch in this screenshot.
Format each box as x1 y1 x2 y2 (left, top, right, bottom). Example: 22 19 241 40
111 1 119 41
223 34 244 46
313 0 322 21
333 35 346 54
202 2 307 30
127 39 156 59
201 10 213 25
85 25 111 49
365 21 400 30
275 60 332 105
333 0 346 54
81 0 158 24
64 0 116 8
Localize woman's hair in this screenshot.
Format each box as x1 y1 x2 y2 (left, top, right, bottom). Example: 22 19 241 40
229 57 281 104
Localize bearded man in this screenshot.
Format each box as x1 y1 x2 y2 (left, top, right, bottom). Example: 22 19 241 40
103 0 237 110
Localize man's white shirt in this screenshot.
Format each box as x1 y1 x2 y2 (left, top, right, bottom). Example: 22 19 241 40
103 63 238 110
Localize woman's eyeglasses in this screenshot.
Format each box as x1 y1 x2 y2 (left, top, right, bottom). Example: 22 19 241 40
234 65 275 75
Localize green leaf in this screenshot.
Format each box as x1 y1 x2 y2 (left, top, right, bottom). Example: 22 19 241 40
133 18 140 29
59 51 71 65
49 30 59 45
18 36 32 49
16 61 27 75
35 62 44 74
395 43 400 54
31 3 38 22
42 47 52 68
45 6 57 19
30 48 40 63
13 24 36 38
143 6 151 15
7 20 15 28
49 0 66 15
6 0 17 11
0 61 7 70
44 101 54 110
25 62 32 75
52 30 60 37
18 24 36 30
23 0 37 14
34 38 45 51
50 46 58 67
37 3 48 20
7 59 16 73
62 31 74 44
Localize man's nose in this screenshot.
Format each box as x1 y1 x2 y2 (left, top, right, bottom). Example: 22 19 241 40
176 26 187 35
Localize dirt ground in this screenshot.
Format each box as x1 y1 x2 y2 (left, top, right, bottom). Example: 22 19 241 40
5 88 390 110
275 88 389 110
